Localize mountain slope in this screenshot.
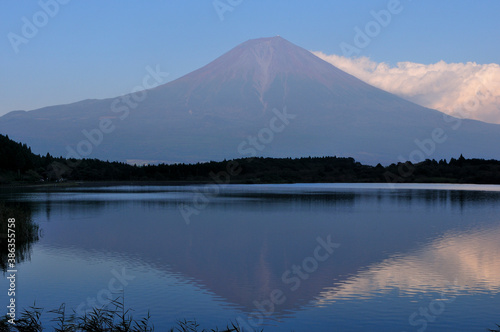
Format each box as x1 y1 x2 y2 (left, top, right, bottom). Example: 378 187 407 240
0 36 499 165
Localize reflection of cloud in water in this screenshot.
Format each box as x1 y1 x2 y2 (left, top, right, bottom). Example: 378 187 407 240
7 184 500 322
314 225 500 305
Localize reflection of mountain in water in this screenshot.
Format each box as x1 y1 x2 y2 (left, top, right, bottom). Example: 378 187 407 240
13 186 500 317
314 225 500 306
0 202 40 271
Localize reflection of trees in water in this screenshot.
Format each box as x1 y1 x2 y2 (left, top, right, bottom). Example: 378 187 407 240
0 202 39 272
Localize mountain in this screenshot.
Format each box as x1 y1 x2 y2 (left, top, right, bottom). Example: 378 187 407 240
1 36 500 165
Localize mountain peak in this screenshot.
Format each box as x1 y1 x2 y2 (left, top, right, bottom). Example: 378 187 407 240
3 37 500 165
173 36 356 98
240 35 288 45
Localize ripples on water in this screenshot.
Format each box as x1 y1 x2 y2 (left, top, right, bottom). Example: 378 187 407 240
1 183 500 331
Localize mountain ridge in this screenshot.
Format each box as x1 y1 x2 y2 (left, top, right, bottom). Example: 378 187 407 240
0 36 499 165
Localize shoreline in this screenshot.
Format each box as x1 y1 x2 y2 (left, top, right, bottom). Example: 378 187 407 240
3 179 500 190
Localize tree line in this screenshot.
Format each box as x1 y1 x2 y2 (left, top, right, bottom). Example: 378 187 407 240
1 133 500 184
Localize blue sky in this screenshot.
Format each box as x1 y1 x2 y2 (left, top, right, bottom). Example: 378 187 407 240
1 0 499 116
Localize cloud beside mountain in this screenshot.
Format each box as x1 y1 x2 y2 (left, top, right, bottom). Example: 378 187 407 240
3 37 500 165
314 52 500 124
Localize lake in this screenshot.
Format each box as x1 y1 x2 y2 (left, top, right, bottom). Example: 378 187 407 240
1 183 500 331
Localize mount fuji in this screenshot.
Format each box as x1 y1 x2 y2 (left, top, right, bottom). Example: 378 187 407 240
1 36 499 164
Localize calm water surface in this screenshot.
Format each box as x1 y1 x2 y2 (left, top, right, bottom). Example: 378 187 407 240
1 183 500 331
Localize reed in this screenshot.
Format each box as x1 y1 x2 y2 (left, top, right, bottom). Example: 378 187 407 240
0 296 261 332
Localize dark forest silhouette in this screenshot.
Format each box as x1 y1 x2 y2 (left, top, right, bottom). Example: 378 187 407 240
1 134 500 185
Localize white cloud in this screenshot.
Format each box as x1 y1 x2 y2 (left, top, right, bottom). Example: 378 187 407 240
313 52 500 124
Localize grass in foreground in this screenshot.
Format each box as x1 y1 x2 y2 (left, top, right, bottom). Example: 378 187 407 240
1 296 497 331
0 297 260 332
